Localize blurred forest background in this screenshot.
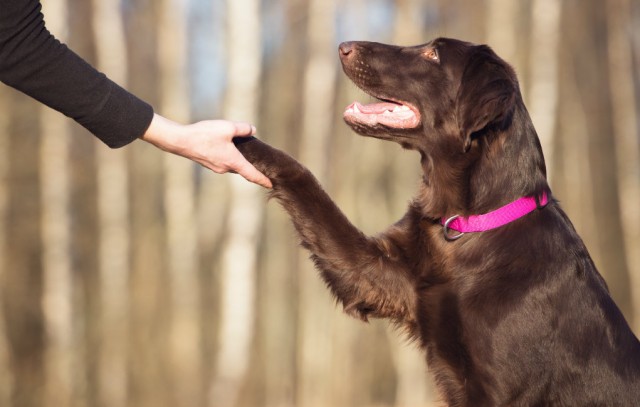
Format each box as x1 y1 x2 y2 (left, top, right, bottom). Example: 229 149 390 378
0 0 639 406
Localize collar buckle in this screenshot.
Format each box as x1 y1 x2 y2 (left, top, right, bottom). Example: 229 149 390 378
443 215 465 241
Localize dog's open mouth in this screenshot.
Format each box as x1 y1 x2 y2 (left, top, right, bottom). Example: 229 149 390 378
343 99 421 129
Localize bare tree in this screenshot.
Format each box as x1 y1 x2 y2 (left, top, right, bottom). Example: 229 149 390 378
0 84 13 407
66 1 102 403
561 0 632 320
93 0 132 405
40 108 74 407
485 0 519 68
39 0 74 404
606 0 640 331
528 0 562 181
295 1 346 406
3 69 45 407
157 0 203 405
254 1 308 405
554 36 600 269
209 0 263 405
120 2 170 406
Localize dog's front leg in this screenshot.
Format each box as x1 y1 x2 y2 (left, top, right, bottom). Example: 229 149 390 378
235 137 417 328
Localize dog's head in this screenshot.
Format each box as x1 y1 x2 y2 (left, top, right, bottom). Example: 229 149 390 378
340 38 548 216
339 38 518 154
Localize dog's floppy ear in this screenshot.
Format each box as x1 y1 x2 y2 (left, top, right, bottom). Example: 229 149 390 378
456 45 517 152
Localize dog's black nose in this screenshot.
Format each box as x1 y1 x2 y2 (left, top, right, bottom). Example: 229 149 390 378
339 42 355 58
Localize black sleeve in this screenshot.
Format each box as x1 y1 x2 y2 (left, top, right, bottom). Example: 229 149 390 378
0 0 154 148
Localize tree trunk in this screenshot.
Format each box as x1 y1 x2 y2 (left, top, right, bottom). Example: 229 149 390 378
606 0 640 332
296 1 343 405
528 0 561 181
40 2 74 404
122 1 169 405
0 85 14 407
255 0 308 405
93 0 132 406
67 0 101 403
485 0 519 67
561 0 633 320
158 0 203 405
209 0 263 405
3 79 45 407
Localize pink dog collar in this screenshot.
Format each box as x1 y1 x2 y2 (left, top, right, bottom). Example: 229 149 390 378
441 192 549 241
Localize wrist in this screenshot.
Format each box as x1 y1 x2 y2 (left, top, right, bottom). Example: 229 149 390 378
140 114 185 154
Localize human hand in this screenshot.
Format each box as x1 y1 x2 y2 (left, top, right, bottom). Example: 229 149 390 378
140 114 272 188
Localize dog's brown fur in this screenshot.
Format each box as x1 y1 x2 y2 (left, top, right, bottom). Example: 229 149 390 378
234 38 640 406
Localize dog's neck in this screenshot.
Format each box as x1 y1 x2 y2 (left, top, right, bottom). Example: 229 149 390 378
418 102 549 220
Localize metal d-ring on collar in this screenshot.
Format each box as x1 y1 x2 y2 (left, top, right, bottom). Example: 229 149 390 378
443 215 464 241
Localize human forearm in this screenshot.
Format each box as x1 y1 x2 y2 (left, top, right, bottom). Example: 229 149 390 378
0 0 153 148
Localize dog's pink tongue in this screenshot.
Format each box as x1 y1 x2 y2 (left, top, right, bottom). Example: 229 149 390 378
354 101 399 113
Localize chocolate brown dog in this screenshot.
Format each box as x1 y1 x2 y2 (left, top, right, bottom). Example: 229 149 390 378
234 38 640 406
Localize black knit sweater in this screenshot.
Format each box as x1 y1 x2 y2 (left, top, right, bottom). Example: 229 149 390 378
0 0 154 148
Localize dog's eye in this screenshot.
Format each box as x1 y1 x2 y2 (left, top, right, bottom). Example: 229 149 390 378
424 48 439 62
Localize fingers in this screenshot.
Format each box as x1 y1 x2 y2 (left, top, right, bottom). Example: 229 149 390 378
226 122 270 187
219 146 271 188
189 119 271 187
232 121 257 137
232 159 273 188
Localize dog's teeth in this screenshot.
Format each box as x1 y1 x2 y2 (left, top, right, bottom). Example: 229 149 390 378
353 103 361 113
392 105 409 113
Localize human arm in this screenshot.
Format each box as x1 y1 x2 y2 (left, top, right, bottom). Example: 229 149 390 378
0 0 271 187
0 0 152 148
